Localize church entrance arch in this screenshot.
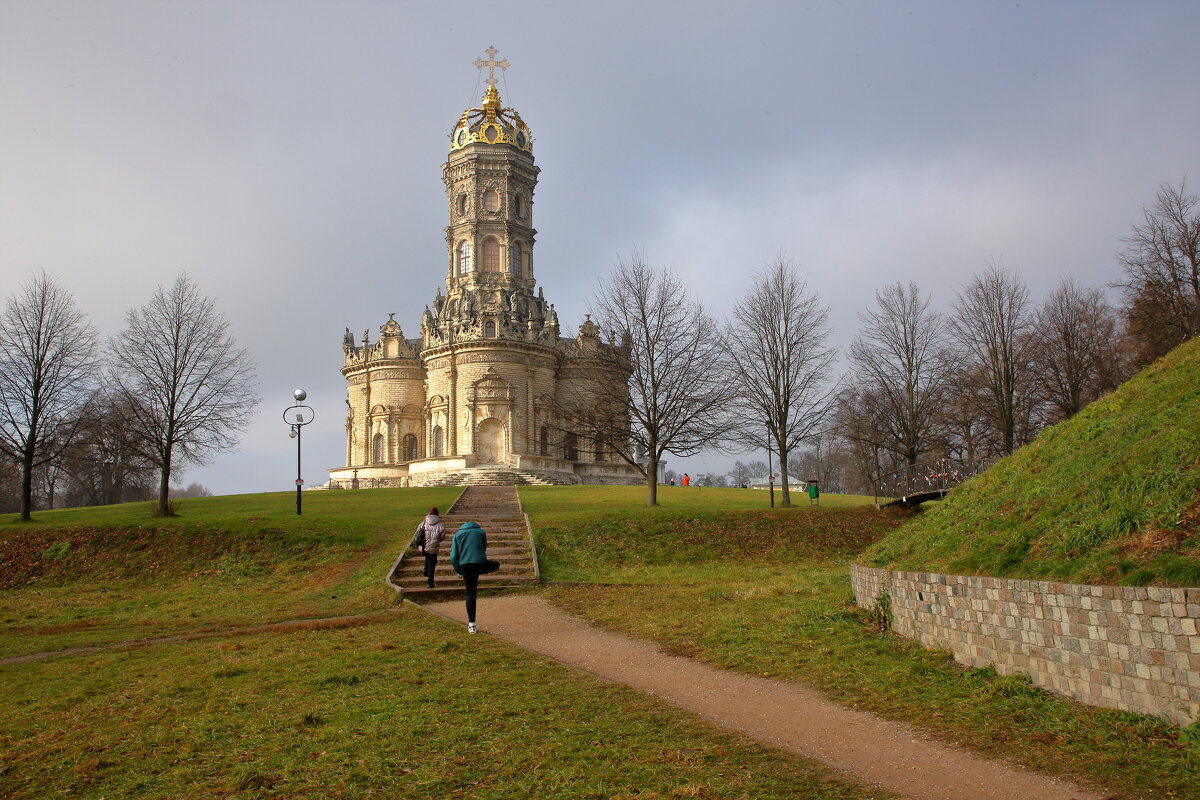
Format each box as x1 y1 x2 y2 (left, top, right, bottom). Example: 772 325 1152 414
477 418 505 464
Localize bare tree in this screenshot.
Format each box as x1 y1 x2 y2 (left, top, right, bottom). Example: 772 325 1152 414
171 481 214 499
563 254 731 506
832 380 902 495
1116 179 1200 363
950 263 1039 456
1032 278 1127 423
109 274 259 515
0 271 99 520
847 282 955 473
727 460 754 488
0 458 20 513
723 258 837 505
57 389 158 507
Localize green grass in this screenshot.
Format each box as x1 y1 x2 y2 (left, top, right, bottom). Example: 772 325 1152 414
0 608 894 799
527 497 1199 799
0 488 459 657
862 337 1200 585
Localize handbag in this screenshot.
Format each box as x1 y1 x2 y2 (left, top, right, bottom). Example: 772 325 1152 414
414 523 426 550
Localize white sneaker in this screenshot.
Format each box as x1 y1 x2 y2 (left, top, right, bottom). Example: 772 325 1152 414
468 622 477 634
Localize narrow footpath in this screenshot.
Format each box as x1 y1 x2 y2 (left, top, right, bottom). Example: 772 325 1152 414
421 595 1112 800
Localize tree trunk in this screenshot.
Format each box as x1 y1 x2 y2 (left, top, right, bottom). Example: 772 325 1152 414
645 453 659 506
158 449 173 516
19 446 34 522
775 431 792 506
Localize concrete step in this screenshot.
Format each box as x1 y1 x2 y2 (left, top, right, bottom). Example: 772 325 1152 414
394 573 536 589
393 556 530 575
389 485 540 598
401 583 536 601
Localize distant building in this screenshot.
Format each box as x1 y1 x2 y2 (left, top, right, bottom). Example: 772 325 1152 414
328 54 639 488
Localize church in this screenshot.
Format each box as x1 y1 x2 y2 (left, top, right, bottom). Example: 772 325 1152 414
327 52 642 488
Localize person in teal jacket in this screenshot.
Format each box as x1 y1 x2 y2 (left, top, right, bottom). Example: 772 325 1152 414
449 520 493 633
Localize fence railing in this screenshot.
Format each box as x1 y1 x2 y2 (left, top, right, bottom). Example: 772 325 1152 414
872 458 992 506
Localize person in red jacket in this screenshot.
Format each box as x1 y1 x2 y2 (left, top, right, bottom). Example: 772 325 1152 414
682 473 690 487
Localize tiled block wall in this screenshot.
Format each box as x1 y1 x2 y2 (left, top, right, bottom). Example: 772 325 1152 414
850 564 1200 726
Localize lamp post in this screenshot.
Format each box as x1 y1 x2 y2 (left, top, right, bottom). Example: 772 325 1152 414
284 389 315 515
102 456 115 506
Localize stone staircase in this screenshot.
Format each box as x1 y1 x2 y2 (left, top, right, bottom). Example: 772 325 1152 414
409 465 577 487
388 485 540 600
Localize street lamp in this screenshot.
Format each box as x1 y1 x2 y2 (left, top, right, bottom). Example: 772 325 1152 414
283 389 315 515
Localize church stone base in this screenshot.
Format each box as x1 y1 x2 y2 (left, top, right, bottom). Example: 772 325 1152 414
326 457 642 489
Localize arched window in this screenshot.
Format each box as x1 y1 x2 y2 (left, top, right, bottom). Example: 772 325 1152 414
457 194 468 217
481 237 500 272
513 194 523 217
510 242 522 275
564 432 578 461
372 433 385 464
482 188 500 212
484 320 496 338
403 433 418 461
457 241 471 274
539 425 549 456
431 426 444 457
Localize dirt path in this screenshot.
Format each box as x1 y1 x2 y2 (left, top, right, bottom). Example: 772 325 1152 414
421 595 1112 800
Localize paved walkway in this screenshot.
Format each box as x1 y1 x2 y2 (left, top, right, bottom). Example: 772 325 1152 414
421 595 1111 800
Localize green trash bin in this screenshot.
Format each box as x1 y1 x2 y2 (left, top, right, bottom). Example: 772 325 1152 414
807 481 820 502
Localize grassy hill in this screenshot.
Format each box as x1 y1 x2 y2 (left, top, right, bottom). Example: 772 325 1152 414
861 337 1200 586
0 487 903 800
2 485 1194 797
0 487 461 656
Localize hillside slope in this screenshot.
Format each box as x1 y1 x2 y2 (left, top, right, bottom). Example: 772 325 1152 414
861 337 1200 586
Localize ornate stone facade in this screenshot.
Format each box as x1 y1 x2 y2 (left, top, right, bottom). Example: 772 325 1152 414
328 70 640 488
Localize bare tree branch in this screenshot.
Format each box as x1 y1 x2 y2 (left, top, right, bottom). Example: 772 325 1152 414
1116 178 1200 363
950 262 1039 456
723 257 837 505
559 253 732 506
0 271 99 520
846 281 955 472
108 273 260 515
1032 278 1127 422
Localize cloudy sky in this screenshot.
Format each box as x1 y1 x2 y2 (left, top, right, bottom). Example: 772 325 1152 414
2 1 1197 494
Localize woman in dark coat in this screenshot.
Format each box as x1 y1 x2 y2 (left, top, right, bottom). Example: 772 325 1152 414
418 507 445 588
449 520 490 633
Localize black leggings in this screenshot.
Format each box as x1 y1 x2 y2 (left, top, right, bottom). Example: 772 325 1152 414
460 565 483 623
423 553 438 586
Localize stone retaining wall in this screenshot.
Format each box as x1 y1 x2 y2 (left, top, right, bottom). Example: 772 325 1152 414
850 564 1200 726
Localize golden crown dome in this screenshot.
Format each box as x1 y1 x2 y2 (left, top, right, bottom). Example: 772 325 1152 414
450 84 533 153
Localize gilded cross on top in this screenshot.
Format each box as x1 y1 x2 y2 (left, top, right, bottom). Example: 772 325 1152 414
473 46 510 86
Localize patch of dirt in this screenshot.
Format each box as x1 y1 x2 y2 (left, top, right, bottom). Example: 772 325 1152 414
0 610 393 666
1115 497 1199 559
0 619 102 636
